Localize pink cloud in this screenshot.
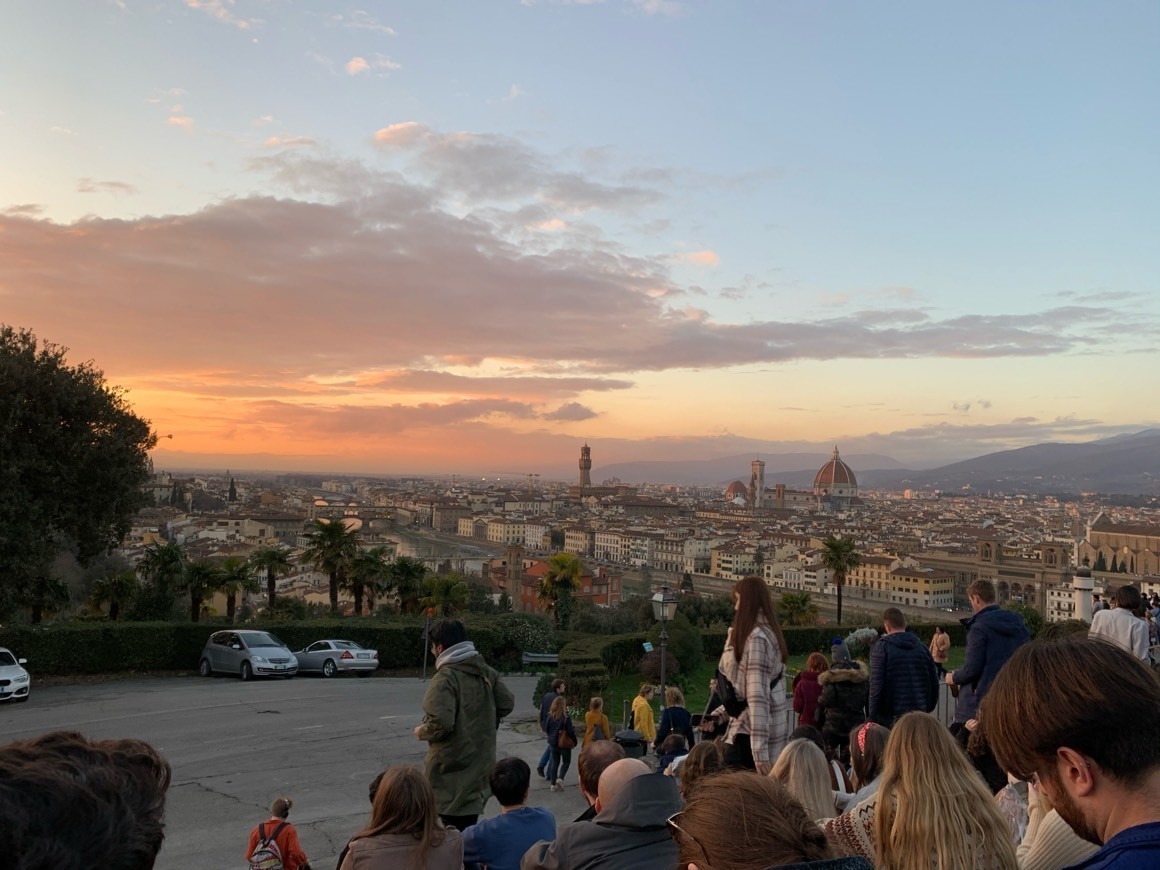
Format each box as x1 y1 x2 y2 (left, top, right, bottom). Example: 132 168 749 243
676 249 719 267
345 56 371 75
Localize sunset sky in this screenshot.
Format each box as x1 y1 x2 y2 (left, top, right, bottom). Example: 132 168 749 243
2 1 1157 478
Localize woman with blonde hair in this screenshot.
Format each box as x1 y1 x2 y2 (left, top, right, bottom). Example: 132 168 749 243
654 685 695 752
823 712 1018 869
705 575 791 774
631 684 656 744
771 738 838 821
340 766 462 869
583 696 611 746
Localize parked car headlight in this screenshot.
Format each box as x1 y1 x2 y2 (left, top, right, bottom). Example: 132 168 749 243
251 656 268 664
13 674 28 683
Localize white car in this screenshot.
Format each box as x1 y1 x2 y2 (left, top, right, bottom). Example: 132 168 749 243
0 647 31 702
294 639 379 677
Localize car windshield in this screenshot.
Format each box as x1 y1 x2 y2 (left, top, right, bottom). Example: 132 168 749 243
0 651 16 666
244 633 285 648
334 641 363 650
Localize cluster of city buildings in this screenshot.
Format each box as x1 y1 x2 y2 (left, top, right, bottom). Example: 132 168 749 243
126 444 1160 621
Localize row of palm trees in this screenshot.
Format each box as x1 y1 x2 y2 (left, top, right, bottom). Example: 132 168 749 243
98 519 445 622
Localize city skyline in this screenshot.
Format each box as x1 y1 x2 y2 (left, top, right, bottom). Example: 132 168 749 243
2 1 1157 474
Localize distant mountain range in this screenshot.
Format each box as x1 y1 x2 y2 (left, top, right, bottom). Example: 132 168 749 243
595 430 1160 495
861 429 1160 495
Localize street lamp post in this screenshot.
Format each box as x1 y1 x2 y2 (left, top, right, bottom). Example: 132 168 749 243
651 583 678 711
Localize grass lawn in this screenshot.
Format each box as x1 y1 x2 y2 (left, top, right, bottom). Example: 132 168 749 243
601 646 967 730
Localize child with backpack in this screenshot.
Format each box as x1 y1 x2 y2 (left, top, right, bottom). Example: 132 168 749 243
245 797 313 870
583 696 611 746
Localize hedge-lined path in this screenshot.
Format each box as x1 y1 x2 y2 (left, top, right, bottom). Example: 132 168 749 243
1 673 589 869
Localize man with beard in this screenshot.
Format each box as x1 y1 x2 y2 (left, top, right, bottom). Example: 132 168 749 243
981 637 1160 868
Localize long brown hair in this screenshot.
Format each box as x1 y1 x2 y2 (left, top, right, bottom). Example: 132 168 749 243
549 695 567 720
674 771 835 869
678 740 726 798
874 712 1016 870
355 766 446 865
731 576 789 662
849 722 889 789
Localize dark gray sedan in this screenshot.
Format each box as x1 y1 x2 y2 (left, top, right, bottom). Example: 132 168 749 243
293 639 379 677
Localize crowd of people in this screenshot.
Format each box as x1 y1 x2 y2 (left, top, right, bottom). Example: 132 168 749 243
4 578 1160 870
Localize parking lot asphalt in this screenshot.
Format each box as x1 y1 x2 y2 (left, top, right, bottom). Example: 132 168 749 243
0 672 591 869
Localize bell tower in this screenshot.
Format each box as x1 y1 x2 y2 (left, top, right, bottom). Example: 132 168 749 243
579 443 592 488
749 459 765 508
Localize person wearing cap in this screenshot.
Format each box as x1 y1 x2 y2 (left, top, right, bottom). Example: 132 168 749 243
830 639 851 664
245 797 312 870
816 643 869 765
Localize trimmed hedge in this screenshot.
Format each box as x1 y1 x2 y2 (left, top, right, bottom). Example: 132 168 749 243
0 617 963 677
0 612 553 676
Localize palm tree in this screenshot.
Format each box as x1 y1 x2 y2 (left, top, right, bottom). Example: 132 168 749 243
250 547 291 610
419 572 471 617
302 518 360 614
217 556 260 622
24 573 70 624
777 590 820 626
539 551 584 629
388 556 429 614
89 570 139 620
180 560 222 623
137 541 185 590
349 547 393 615
819 535 861 625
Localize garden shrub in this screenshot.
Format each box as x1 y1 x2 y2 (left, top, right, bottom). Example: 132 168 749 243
639 648 679 684
645 611 702 675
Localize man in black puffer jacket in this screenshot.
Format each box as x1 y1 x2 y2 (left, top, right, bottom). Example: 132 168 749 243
868 608 938 726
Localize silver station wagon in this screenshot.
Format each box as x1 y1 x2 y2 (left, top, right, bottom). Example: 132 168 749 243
198 630 298 681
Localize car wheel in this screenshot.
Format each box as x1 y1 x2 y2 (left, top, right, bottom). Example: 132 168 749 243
241 661 254 681
199 658 213 677
322 659 337 678
284 672 295 680
356 671 371 678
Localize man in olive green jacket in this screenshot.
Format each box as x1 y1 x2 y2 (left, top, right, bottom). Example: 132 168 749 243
415 619 515 830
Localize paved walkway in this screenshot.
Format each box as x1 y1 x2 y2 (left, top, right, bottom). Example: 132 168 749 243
5 673 588 869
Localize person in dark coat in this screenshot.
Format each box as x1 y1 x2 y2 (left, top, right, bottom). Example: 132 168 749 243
415 619 516 830
653 686 695 751
543 696 578 792
699 678 728 742
868 608 939 726
536 679 565 779
520 759 681 870
815 658 868 765
946 579 1030 721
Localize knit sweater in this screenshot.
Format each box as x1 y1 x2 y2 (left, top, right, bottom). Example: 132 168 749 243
1015 789 1099 870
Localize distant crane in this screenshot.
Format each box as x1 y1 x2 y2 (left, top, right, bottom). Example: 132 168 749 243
499 471 541 499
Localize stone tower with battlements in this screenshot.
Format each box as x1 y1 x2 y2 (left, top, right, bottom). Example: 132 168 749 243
579 443 592 487
749 459 765 508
